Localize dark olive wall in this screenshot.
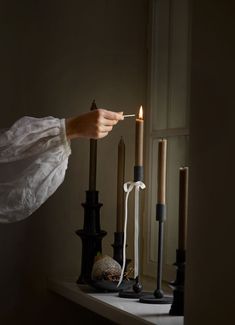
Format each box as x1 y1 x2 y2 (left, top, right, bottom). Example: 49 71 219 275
0 1 148 324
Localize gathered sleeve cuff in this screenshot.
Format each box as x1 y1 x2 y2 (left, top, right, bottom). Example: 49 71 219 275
0 116 72 223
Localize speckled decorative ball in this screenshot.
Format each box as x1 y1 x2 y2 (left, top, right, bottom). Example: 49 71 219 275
91 255 122 281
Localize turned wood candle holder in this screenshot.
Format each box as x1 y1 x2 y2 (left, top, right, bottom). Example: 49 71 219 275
76 190 107 284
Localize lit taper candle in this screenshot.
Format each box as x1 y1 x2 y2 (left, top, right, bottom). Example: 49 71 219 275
178 167 189 250
89 100 97 191
134 106 144 181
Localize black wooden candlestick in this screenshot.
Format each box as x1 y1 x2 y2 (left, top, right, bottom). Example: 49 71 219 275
140 203 173 304
169 249 185 315
76 190 107 284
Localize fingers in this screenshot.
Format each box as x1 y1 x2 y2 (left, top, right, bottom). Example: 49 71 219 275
99 117 118 126
93 109 124 139
66 107 124 140
97 109 124 121
95 131 109 139
92 124 113 139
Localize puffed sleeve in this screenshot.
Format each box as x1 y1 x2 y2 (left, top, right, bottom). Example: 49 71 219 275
0 116 71 223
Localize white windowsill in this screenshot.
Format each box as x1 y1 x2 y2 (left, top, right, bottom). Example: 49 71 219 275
48 278 183 325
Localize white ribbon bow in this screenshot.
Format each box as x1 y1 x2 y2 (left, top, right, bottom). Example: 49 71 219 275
117 180 146 287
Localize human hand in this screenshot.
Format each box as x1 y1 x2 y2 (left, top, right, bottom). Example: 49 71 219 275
66 109 124 140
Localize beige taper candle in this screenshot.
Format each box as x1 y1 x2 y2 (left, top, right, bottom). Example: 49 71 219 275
157 139 167 204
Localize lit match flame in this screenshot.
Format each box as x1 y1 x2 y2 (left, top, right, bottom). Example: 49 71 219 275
138 105 143 120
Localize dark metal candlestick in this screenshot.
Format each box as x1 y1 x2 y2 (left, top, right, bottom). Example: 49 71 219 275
169 249 185 315
119 165 145 298
76 190 107 284
139 203 173 304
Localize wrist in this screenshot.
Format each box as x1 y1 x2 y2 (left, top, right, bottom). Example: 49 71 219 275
66 117 78 140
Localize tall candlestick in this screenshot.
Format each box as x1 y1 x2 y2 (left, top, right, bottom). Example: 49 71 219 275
157 139 167 204
116 137 125 232
178 167 189 250
135 106 144 167
89 100 97 191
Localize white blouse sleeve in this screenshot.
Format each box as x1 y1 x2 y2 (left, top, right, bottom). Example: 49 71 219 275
0 116 71 223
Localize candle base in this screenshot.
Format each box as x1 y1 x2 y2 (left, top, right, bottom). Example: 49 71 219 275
118 276 146 298
139 293 173 304
169 249 186 316
76 190 107 284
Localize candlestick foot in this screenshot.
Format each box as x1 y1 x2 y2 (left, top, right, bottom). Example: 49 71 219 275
169 286 184 315
139 294 173 304
118 290 146 298
119 276 146 298
154 288 164 299
133 276 143 293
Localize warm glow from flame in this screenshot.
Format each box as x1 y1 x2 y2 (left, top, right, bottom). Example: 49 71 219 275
138 105 143 119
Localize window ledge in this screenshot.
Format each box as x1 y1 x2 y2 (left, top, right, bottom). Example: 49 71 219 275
47 278 183 325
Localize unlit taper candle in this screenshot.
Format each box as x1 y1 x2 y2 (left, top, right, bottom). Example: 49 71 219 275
89 100 97 191
178 167 189 250
116 137 125 232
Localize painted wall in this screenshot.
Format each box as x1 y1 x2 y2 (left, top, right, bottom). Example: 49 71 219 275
185 1 235 324
0 1 147 323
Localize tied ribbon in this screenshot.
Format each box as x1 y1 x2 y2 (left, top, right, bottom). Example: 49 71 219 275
117 180 146 287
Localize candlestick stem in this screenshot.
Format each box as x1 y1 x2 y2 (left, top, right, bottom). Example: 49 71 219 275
139 203 172 304
155 204 166 298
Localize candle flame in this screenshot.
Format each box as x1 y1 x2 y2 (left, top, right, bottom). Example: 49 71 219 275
138 106 143 119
